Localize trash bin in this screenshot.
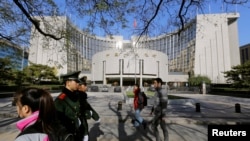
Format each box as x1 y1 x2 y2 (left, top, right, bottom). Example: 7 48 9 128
118 101 123 110
196 103 200 112
235 103 241 113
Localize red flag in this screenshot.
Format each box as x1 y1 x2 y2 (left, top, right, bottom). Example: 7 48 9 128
133 19 137 28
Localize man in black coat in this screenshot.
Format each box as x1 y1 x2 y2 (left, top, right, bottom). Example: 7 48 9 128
77 80 100 141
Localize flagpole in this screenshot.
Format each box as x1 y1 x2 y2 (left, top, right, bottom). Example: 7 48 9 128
135 52 136 84
133 19 137 84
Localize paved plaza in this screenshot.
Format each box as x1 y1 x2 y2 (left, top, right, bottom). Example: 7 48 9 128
0 92 250 141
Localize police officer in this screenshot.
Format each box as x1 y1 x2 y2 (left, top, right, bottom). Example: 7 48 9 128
77 79 100 141
54 71 85 141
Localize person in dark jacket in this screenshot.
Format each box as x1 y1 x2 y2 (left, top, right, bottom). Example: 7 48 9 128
54 71 85 141
78 80 100 141
150 78 169 141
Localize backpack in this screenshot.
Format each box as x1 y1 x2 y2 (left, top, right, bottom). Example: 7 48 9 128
138 92 147 107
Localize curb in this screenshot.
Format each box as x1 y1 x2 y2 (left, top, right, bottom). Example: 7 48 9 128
0 113 18 118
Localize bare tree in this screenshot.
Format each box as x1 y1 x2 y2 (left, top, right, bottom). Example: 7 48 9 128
0 0 249 45
53 0 250 38
1 0 63 45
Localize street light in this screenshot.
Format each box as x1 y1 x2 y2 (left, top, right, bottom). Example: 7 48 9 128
134 54 137 84
132 40 139 85
21 47 26 71
92 62 95 84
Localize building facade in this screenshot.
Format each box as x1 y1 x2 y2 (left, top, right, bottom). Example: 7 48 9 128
0 39 28 70
240 43 250 64
29 16 122 76
29 13 240 84
92 49 168 86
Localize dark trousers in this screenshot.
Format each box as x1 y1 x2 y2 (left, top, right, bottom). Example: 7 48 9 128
74 124 85 141
151 117 168 141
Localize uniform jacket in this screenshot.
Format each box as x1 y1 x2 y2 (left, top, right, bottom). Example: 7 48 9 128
78 91 100 136
78 91 100 121
54 87 83 140
15 111 49 141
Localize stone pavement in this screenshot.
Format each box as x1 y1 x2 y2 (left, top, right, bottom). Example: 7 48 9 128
0 92 250 141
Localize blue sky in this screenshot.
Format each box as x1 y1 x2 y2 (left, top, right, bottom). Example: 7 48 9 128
58 1 249 46
236 4 250 46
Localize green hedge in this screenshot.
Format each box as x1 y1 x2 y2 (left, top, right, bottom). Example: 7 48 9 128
210 88 250 98
0 85 63 92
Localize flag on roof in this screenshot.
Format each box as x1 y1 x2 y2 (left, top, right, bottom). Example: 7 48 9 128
133 19 137 28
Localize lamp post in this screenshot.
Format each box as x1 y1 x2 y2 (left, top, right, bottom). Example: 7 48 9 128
132 40 139 85
133 51 139 85
21 47 25 71
202 81 206 95
134 53 136 84
92 62 95 84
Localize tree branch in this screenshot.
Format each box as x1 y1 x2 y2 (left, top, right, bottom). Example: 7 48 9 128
178 0 185 31
137 0 163 42
0 33 13 41
13 0 63 40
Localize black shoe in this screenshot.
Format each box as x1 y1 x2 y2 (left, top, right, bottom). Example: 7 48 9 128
142 120 147 129
131 119 135 124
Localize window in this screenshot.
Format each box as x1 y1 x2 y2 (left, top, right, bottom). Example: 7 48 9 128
245 48 249 60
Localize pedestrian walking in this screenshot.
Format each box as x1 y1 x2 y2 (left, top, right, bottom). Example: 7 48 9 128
133 84 147 129
150 78 169 141
78 80 101 141
13 87 73 141
54 71 85 141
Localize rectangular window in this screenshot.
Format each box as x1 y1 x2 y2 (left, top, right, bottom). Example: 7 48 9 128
245 48 249 60
241 49 245 63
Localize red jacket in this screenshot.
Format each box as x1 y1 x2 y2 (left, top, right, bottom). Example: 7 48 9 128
133 89 140 110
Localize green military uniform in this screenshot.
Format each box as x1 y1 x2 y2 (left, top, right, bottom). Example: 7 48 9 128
78 77 100 122
54 71 85 141
77 78 100 139
79 91 100 120
78 91 100 137
55 89 83 140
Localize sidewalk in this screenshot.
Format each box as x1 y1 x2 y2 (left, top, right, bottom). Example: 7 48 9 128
0 92 250 141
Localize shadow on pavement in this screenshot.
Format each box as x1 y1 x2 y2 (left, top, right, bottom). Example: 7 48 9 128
89 101 157 141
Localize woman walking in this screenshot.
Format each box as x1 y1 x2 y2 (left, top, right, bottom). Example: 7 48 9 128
13 87 73 141
133 84 147 129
